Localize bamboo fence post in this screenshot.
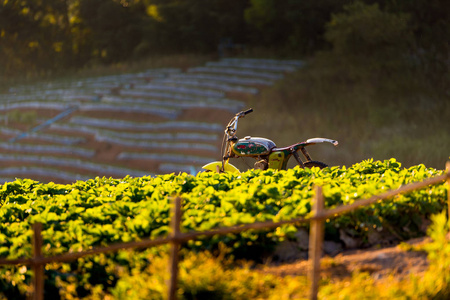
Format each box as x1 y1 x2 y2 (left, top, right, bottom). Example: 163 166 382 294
447 162 450 220
168 197 182 300
309 186 324 300
32 223 44 300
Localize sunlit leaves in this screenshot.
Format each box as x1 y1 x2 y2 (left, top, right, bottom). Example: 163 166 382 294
146 4 163 22
0 158 446 263
0 158 446 298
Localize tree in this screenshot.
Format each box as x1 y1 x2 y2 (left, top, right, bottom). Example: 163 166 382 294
323 1 413 76
0 0 76 75
244 0 351 54
383 0 450 89
77 0 145 64
141 0 250 53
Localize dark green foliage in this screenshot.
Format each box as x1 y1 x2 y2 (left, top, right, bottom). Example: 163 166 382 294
147 0 249 53
0 0 447 80
77 0 144 64
244 0 351 53
320 1 415 83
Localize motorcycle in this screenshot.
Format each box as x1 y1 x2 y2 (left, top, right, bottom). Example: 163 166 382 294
202 108 338 173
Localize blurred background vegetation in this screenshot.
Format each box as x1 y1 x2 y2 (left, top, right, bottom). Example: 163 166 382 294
0 0 448 168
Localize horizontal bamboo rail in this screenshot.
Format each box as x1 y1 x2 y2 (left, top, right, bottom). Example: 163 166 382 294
0 163 448 300
324 171 449 219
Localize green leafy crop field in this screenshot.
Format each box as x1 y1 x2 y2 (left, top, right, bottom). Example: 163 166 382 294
0 159 448 298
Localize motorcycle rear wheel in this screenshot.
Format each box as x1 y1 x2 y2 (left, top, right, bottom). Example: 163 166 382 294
303 161 328 169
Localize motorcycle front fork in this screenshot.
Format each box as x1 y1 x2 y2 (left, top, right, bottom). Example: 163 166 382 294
292 147 312 168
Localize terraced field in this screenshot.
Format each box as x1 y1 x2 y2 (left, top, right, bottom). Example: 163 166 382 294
0 58 304 183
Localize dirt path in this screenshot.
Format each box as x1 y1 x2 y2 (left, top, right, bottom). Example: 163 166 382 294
262 237 430 281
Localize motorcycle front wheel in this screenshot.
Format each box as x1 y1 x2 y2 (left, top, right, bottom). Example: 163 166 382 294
303 161 328 169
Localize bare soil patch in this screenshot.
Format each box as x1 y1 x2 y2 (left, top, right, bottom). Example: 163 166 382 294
262 237 430 282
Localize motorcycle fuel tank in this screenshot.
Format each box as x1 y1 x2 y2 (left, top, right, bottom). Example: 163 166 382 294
232 136 276 156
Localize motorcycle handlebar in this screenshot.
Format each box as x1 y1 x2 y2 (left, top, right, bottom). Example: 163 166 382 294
227 108 253 135
243 108 253 115
237 108 253 116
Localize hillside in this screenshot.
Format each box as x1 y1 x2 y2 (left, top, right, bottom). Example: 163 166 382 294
0 58 305 184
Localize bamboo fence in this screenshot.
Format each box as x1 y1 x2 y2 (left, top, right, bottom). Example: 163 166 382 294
0 162 449 300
